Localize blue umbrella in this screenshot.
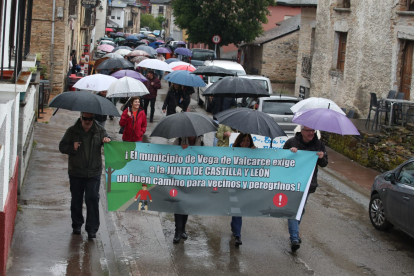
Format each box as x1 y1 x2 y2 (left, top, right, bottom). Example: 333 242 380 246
149 42 163 49
164 70 206 87
165 58 180 64
126 35 139 41
175 48 192 57
177 41 187 45
137 33 146 38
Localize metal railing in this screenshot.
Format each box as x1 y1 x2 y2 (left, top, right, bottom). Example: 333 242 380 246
301 54 312 79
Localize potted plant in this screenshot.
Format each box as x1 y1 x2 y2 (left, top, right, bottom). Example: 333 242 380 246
39 65 48 80
35 53 42 66
28 66 37 82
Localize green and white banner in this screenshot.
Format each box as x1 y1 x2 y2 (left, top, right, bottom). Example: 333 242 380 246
105 142 318 220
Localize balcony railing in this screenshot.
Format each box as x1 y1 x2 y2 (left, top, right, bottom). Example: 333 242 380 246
69 0 77 15
301 54 312 79
82 9 96 28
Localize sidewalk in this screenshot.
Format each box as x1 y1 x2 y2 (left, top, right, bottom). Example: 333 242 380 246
6 85 381 275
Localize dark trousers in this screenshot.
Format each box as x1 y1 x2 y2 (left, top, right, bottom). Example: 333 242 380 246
143 98 156 119
182 97 191 112
69 175 100 234
174 214 188 230
231 216 242 237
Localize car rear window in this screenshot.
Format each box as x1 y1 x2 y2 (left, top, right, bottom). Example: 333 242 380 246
261 100 298 115
252 79 268 91
192 51 215 61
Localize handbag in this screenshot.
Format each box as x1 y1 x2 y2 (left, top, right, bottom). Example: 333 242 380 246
119 126 124 134
174 94 183 113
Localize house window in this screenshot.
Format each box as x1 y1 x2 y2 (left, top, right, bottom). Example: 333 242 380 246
337 32 347 71
159 6 164 14
111 16 115 19
407 0 414 11
400 40 413 100
343 0 350 8
149 6 152 14
117 16 120 20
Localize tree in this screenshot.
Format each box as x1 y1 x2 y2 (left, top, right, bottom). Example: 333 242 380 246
156 15 165 28
172 0 276 56
105 142 136 192
140 14 162 31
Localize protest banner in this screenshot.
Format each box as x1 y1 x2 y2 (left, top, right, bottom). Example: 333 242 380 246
105 142 318 220
229 133 289 149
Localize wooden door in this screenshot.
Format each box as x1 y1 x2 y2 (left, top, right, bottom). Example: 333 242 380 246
401 41 413 100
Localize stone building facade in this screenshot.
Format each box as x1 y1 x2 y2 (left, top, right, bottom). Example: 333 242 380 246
310 0 414 117
294 7 317 98
240 15 300 84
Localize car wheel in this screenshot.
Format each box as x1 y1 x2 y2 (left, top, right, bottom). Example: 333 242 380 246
369 193 393 231
197 89 203 106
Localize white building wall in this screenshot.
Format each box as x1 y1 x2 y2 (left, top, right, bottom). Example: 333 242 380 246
0 94 18 211
112 8 125 28
95 0 108 43
0 1 12 67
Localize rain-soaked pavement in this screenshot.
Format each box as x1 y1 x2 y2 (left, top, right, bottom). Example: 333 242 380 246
6 80 414 275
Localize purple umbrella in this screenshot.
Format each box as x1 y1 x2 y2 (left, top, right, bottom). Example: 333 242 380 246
111 70 148 82
177 41 186 45
156 47 172 54
174 48 192 57
292 108 360 135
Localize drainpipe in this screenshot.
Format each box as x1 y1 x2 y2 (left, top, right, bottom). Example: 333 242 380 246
50 0 55 93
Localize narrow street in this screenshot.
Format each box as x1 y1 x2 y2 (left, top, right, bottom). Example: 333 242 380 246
6 80 414 276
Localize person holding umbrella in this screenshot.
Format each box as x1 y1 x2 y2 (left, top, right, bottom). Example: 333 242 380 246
162 83 183 116
231 133 256 246
283 125 328 252
143 70 161 122
119 96 147 142
172 135 204 243
59 112 112 240
181 86 195 112
94 90 115 128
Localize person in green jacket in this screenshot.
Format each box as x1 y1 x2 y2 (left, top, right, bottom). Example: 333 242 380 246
215 124 236 147
59 112 111 240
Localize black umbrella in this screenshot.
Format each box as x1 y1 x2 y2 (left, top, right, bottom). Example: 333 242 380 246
111 46 133 52
214 108 285 138
191 66 235 77
202 77 270 98
96 58 134 70
150 112 218 139
49 91 120 117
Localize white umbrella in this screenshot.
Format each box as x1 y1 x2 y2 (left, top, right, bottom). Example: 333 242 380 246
106 76 149 98
114 49 132 56
73 74 118 91
168 61 191 69
136 59 173 72
290 97 346 115
103 53 123 59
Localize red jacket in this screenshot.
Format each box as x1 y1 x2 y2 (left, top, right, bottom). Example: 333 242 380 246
135 190 152 200
119 107 147 142
144 76 161 99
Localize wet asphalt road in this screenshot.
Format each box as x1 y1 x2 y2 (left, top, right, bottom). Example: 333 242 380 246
7 80 414 276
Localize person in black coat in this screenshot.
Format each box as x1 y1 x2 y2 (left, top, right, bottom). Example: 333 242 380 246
181 86 195 112
283 125 328 252
162 83 183 116
211 97 236 115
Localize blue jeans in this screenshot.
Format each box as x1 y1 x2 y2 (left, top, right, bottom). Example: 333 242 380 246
288 195 309 243
231 216 242 237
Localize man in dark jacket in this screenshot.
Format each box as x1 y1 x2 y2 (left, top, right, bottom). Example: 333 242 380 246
283 125 328 252
143 70 162 122
59 112 111 239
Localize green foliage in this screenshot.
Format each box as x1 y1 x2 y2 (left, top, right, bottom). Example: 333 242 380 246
28 66 37 73
105 142 137 170
36 53 42 61
140 14 162 31
172 0 275 47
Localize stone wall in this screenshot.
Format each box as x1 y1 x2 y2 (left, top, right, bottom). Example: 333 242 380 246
310 0 414 118
294 7 317 96
31 0 71 94
262 31 299 83
322 124 414 173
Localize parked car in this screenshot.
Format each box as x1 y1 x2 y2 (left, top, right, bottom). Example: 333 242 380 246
250 95 301 136
197 59 246 111
95 40 116 58
239 75 273 94
190 49 216 68
152 30 161 37
369 158 414 238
